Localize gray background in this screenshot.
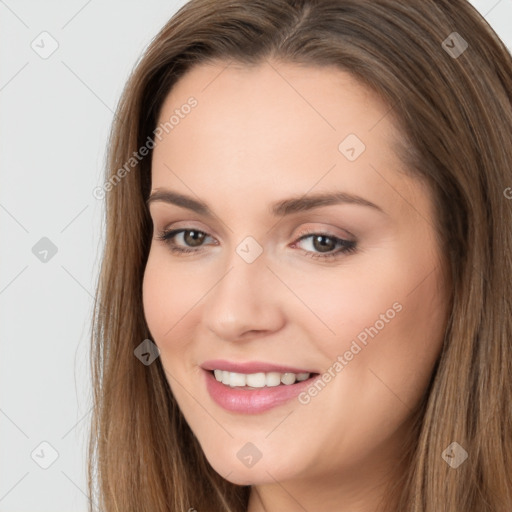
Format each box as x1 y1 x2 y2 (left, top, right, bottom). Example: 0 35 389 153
0 1 510 510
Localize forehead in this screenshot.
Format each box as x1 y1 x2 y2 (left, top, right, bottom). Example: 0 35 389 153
150 60 429 222
157 59 395 144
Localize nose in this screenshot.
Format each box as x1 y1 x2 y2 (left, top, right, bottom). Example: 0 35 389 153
201 250 285 341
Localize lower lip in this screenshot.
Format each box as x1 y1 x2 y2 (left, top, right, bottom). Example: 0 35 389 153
203 369 319 414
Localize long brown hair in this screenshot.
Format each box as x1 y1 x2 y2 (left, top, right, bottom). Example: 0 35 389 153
88 1 512 510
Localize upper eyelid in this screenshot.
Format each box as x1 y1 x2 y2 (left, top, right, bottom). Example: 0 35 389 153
160 227 352 245
153 216 354 238
154 216 217 233
148 204 361 237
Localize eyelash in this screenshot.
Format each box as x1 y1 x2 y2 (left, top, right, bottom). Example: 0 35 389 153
155 228 357 261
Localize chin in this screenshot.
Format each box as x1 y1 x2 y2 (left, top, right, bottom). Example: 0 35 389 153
205 451 299 486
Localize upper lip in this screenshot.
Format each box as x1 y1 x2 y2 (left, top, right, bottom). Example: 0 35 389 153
201 359 318 374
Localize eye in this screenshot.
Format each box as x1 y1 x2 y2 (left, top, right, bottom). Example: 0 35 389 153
155 227 357 260
155 228 216 254
291 230 357 260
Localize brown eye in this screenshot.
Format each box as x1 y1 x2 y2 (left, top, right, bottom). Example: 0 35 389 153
311 235 336 253
156 228 214 254
293 231 357 260
182 230 206 247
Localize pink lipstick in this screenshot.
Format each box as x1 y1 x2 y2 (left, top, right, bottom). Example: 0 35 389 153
201 360 320 414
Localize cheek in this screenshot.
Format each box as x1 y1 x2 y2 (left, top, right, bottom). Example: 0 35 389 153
294 265 447 464
302 248 447 401
142 250 197 347
270 268 445 473
142 252 167 340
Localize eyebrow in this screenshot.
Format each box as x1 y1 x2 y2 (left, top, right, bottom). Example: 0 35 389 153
146 188 385 217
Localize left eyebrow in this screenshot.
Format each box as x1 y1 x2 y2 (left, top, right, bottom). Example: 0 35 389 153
146 189 385 217
270 191 385 216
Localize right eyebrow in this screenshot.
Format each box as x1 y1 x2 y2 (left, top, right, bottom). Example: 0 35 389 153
146 189 213 217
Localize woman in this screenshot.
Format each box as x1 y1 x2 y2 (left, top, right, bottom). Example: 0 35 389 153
88 0 512 510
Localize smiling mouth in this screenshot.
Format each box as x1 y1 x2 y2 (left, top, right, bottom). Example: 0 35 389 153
208 369 320 389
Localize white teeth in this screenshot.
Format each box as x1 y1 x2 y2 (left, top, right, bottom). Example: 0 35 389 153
246 372 267 387
212 370 312 387
265 372 282 387
281 372 297 385
229 371 246 387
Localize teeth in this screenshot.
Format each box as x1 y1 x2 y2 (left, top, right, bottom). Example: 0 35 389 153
212 369 311 387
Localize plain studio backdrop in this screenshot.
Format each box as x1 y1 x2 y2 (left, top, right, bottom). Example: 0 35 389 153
0 1 510 511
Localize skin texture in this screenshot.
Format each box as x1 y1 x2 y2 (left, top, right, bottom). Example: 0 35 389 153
142 60 452 512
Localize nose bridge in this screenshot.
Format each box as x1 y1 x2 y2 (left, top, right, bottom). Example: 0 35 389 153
202 240 283 339
216 233 269 299
213 243 269 313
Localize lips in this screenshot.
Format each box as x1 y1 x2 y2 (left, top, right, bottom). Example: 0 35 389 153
201 359 318 374
203 369 320 414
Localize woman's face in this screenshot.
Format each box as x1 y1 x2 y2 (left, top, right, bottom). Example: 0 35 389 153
143 60 451 502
